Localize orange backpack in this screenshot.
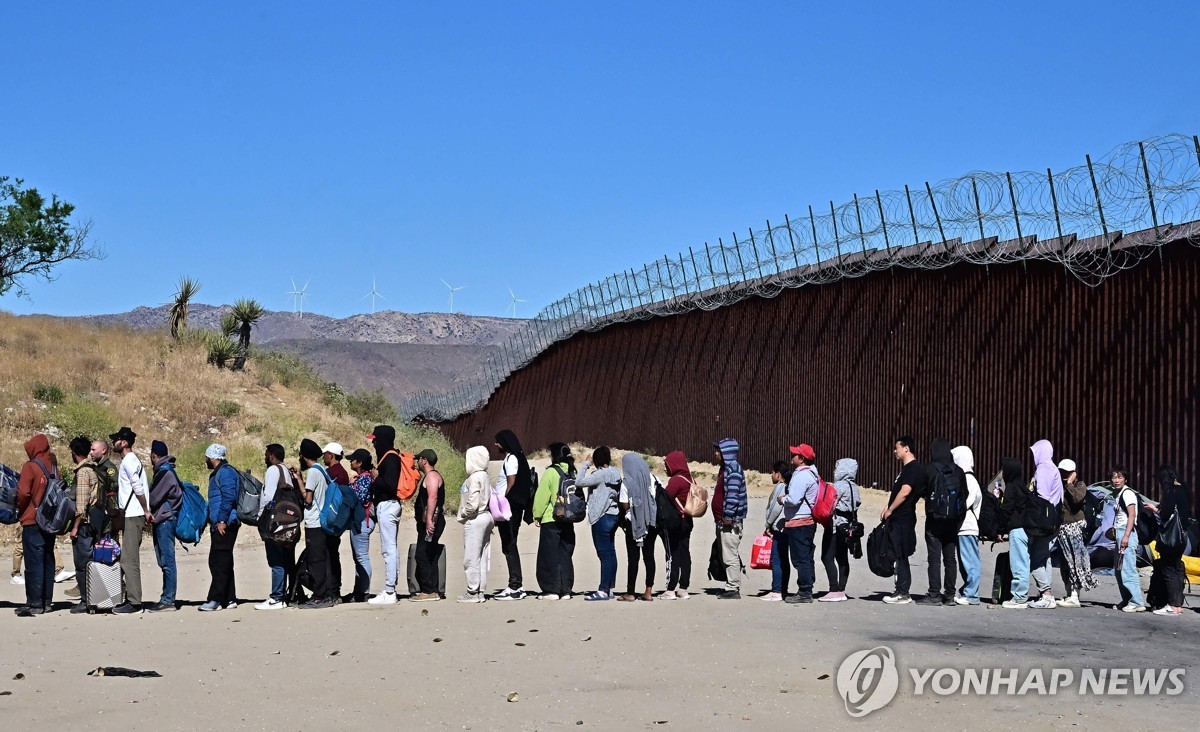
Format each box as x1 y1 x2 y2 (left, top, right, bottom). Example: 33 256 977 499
381 450 421 501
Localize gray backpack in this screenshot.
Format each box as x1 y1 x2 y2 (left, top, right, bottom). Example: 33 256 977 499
33 460 76 535
235 469 265 527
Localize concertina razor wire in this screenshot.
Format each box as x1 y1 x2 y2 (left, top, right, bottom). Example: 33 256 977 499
403 134 1200 423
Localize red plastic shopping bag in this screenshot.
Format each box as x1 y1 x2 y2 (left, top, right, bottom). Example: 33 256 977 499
750 534 773 570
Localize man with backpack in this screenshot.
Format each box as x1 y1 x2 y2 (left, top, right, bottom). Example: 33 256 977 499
15 434 58 616
147 441 183 612
924 438 966 606
778 443 820 604
367 425 402 605
322 442 349 601
199 443 240 612
295 438 334 609
67 436 103 614
111 427 151 615
881 436 926 605
257 444 297 610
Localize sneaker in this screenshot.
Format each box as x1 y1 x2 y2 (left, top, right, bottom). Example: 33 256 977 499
255 599 285 611
411 593 440 602
1152 606 1181 616
761 592 782 602
954 596 979 606
584 591 611 601
70 603 89 615
717 590 741 600
494 588 526 601
298 598 334 610
65 585 81 599
10 575 23 585
675 589 690 600
113 603 142 615
1001 599 1028 609
1121 604 1146 613
198 601 221 612
368 592 398 605
819 592 848 603
1028 596 1056 610
784 594 807 604
941 595 956 607
882 594 913 605
538 593 560 601
657 591 677 601
148 602 177 613
54 569 75 583
1058 595 1081 608
225 601 238 610
14 605 41 617
456 592 485 603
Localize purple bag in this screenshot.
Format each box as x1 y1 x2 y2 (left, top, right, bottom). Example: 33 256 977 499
488 482 512 522
92 535 122 565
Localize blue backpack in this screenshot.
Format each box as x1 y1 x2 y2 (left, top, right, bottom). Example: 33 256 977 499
315 466 356 537
0 464 20 524
175 482 209 546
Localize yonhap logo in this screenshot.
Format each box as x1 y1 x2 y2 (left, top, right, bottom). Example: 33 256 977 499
837 646 899 718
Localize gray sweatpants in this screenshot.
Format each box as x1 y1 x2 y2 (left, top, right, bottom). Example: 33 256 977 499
462 513 495 594
119 516 146 605
720 521 744 591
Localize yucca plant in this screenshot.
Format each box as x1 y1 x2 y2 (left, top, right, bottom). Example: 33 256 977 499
229 298 265 371
220 312 239 339
169 277 201 340
205 334 237 369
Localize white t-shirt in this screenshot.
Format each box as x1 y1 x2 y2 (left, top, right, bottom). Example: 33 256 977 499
1113 488 1138 530
262 464 293 517
303 465 328 529
118 452 147 518
495 454 519 493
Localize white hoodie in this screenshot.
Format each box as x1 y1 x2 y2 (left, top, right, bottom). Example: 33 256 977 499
457 446 492 522
952 446 983 537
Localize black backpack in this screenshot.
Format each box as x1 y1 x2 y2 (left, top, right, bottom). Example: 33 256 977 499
550 467 585 523
654 477 680 533
866 522 896 577
926 461 966 522
1021 480 1062 537
977 489 1003 542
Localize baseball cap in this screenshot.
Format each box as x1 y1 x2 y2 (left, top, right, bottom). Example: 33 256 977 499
323 442 344 459
416 448 438 466
789 443 816 462
1057 459 1077 472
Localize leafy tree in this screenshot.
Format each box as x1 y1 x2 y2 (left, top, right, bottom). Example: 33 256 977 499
229 298 265 371
169 276 201 339
0 177 100 297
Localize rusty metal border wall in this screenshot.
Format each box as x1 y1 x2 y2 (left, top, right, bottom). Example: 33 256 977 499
436 236 1199 500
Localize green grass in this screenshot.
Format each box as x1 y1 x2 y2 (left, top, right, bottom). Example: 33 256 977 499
47 398 119 443
215 399 242 418
32 382 65 404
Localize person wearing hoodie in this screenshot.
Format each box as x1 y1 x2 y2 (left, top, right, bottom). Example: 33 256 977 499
457 446 494 603
924 438 966 606
762 460 792 602
820 457 861 603
1011 439 1062 610
1054 458 1097 608
662 450 694 600
714 438 747 599
147 440 183 612
1146 465 1192 616
200 443 240 612
952 446 983 606
367 425 402 604
493 430 533 600
779 443 820 604
619 453 659 602
15 434 57 616
995 457 1025 605
578 446 622 601
533 443 576 600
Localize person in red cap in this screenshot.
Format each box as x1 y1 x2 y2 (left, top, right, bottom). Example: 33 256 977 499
777 443 820 603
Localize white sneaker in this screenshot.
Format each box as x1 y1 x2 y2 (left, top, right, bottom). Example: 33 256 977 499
10 575 23 585
255 599 285 610
54 570 75 583
456 592 485 604
1058 594 1081 608
1152 606 1181 616
494 588 527 601
1001 599 1028 609
761 592 782 602
1121 604 1146 613
368 592 397 605
675 589 689 600
538 594 560 601
1027 596 1056 609
882 594 913 605
659 591 678 601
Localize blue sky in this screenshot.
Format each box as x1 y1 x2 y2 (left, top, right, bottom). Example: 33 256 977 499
3 1 1198 318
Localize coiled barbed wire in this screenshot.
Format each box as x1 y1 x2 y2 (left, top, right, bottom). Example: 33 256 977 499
404 134 1200 422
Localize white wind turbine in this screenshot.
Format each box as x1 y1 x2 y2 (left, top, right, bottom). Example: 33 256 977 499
441 279 465 313
507 286 527 318
287 278 310 318
363 277 386 314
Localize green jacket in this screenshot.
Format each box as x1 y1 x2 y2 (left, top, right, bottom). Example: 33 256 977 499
532 462 570 524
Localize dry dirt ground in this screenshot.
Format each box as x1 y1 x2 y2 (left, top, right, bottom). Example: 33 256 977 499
0 459 1197 731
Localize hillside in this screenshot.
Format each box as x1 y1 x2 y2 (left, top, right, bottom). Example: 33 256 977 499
0 314 465 519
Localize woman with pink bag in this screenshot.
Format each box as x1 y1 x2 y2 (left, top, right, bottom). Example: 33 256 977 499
457 446 494 603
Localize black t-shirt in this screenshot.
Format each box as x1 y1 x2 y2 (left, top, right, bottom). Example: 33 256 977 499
890 460 927 520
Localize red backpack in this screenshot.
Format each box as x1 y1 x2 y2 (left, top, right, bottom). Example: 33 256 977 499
805 468 838 526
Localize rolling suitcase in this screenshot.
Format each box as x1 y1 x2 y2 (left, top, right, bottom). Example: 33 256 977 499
87 561 123 613
407 542 446 597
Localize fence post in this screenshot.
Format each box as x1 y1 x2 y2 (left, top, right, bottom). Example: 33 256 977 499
689 246 703 292
874 189 894 265
852 193 869 256
715 240 732 285
1085 154 1111 247
828 201 844 264
970 176 985 243
764 220 780 274
1138 142 1161 239
747 228 764 279
784 214 801 270
808 205 822 267
905 184 920 246
925 181 949 251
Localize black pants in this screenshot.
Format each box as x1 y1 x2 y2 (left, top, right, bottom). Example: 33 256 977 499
536 522 574 596
666 518 693 590
304 528 332 601
326 533 343 598
72 520 97 604
925 519 958 598
415 518 446 594
821 526 850 592
624 525 661 593
207 523 239 606
1149 549 1186 608
498 519 523 590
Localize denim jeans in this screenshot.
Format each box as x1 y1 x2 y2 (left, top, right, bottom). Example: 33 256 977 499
375 500 402 593
351 517 374 599
1008 528 1031 599
957 534 980 600
591 513 620 593
152 518 178 605
769 529 791 594
1117 529 1145 607
21 525 54 609
265 541 295 602
786 523 817 597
